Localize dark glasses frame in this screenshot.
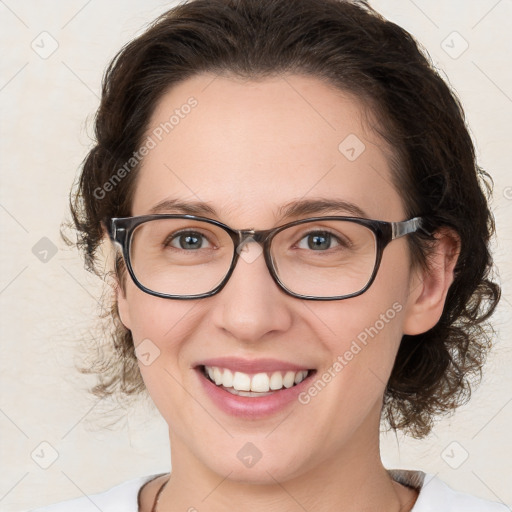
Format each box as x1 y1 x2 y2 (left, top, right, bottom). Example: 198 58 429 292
105 214 425 301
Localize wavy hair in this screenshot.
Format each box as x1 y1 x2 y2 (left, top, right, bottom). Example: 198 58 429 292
65 0 500 438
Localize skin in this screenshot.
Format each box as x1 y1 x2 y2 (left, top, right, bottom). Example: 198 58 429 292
116 73 460 512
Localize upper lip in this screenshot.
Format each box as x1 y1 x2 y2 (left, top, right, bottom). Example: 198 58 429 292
193 357 313 374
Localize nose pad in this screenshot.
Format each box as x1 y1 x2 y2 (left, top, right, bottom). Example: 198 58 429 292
235 236 264 265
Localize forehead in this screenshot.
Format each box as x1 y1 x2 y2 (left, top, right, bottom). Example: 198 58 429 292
132 73 405 225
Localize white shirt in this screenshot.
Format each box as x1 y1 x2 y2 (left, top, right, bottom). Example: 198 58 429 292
28 469 510 511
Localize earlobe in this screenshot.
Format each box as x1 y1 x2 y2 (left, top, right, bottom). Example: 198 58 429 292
402 228 460 336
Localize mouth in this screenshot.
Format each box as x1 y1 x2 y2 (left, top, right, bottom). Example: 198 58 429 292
197 365 317 397
192 356 318 418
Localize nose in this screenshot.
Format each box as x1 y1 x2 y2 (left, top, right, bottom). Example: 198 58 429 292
209 240 293 342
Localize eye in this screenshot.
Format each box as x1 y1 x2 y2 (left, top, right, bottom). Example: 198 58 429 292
164 230 213 250
296 231 343 251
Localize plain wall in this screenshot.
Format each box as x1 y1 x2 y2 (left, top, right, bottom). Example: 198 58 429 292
0 1 511 510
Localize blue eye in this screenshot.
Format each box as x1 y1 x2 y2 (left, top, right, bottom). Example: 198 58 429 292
165 231 211 250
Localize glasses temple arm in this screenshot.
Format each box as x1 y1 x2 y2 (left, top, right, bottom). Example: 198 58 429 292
391 216 425 239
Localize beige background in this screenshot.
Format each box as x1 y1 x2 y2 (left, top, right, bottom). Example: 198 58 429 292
1 1 511 510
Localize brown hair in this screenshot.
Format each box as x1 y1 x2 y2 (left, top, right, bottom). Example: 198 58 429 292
67 0 500 438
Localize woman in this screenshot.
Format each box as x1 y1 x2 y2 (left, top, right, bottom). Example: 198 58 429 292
31 0 507 510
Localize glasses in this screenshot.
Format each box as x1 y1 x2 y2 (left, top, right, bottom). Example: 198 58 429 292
106 214 425 301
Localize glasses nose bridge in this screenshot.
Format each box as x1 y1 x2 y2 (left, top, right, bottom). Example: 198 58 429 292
228 228 278 293
236 228 272 246
232 228 273 267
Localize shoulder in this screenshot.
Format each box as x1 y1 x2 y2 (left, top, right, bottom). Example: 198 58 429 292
388 468 510 512
27 473 163 512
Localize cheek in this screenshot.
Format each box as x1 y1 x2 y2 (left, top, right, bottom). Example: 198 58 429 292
121 284 204 415
120 282 196 382
303 247 410 402
287 294 406 463
306 294 404 384
122 280 196 344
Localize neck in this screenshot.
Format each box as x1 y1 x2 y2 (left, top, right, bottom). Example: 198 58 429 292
153 415 417 512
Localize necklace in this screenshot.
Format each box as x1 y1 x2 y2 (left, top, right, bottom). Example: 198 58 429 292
151 478 169 512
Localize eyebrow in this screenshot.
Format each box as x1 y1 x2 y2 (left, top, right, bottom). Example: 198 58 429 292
149 199 217 216
276 198 367 219
148 197 368 221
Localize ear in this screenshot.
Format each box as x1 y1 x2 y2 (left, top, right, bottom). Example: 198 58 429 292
116 278 132 330
101 220 133 331
111 250 132 331
402 227 461 335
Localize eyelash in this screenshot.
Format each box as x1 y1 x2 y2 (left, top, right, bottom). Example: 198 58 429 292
163 229 348 251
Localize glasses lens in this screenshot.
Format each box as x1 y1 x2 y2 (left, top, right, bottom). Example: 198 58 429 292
130 218 234 296
271 219 377 298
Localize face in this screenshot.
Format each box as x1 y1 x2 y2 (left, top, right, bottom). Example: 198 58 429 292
117 73 428 483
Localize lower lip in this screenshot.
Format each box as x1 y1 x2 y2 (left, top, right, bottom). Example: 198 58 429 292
195 367 316 419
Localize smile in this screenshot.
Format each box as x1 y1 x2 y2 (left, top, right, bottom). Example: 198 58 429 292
202 365 311 396
194 361 318 418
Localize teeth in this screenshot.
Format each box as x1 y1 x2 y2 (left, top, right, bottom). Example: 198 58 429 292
269 371 283 390
222 368 234 388
251 372 269 392
283 371 296 388
213 367 222 385
294 371 305 384
233 371 251 391
225 388 276 397
203 366 309 393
